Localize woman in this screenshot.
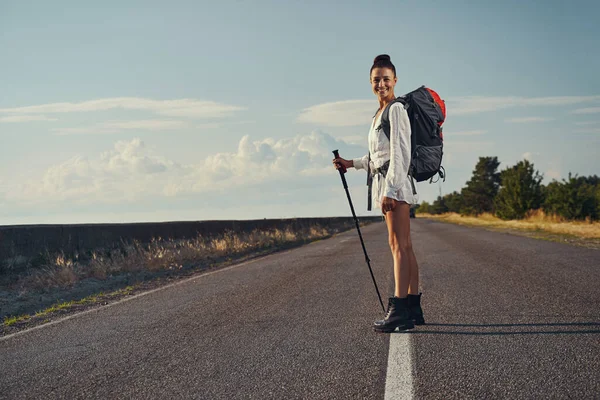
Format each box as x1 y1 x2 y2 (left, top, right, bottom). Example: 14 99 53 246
333 54 424 333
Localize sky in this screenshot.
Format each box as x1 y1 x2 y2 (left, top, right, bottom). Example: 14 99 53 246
1 0 599 225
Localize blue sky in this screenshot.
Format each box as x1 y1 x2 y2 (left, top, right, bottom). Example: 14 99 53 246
1 0 599 225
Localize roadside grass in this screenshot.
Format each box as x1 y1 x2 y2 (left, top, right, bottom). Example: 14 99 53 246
3 314 30 326
3 286 135 327
418 210 600 239
14 226 332 294
1 224 348 329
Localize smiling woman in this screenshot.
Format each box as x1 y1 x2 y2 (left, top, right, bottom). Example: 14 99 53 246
333 54 425 334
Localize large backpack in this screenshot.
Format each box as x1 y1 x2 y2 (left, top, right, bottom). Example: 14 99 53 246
367 86 446 210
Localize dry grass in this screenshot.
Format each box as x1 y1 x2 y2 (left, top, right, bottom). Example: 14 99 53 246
419 210 600 239
3 286 135 327
14 225 335 293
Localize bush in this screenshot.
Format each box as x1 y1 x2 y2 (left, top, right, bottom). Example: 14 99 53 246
495 160 543 220
542 174 599 221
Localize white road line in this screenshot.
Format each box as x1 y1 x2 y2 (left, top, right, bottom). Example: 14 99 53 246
384 332 414 400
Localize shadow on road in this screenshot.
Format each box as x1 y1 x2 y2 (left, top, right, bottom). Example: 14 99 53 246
395 321 600 335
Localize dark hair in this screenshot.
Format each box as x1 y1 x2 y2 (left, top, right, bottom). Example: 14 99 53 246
370 54 396 77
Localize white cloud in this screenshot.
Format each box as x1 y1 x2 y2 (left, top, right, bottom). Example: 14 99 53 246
100 138 176 175
505 117 553 123
6 131 364 205
571 107 600 114
36 156 97 199
296 100 375 127
0 97 245 119
575 121 599 126
52 119 187 135
448 95 600 116
0 115 58 122
339 135 366 144
196 130 361 191
6 138 182 204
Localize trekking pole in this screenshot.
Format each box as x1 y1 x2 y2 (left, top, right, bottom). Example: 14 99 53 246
332 150 385 312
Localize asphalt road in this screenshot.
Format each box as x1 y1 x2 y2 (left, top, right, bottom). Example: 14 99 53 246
1 219 599 399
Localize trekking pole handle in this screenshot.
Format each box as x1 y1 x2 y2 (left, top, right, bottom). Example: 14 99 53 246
332 149 348 190
332 150 347 174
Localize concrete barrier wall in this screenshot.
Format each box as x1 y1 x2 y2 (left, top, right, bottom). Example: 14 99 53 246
0 217 382 272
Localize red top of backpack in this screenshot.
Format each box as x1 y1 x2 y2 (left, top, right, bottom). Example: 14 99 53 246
425 88 446 125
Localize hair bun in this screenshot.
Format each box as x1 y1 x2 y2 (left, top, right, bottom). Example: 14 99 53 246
373 54 391 64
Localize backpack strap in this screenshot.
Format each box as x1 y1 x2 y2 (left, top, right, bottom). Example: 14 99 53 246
428 166 446 184
366 106 382 211
380 97 407 141
409 175 417 195
366 152 372 211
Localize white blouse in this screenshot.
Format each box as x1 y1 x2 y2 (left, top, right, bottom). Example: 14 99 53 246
353 102 417 208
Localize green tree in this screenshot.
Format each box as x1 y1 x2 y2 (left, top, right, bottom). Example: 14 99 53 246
417 201 431 214
431 196 448 214
461 157 501 215
542 174 599 220
444 191 464 213
495 159 543 220
596 185 600 218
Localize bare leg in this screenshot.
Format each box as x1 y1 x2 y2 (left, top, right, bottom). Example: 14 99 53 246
407 233 420 295
384 202 413 298
374 202 416 332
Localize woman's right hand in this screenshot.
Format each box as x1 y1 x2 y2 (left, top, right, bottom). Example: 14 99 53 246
332 157 353 170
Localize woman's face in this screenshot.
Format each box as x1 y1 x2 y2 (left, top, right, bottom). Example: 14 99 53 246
370 67 397 102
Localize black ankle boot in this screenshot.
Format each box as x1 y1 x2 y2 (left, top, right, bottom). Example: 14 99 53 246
407 293 425 325
373 297 414 333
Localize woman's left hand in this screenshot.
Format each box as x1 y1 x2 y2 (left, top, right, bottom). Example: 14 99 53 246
381 196 396 213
